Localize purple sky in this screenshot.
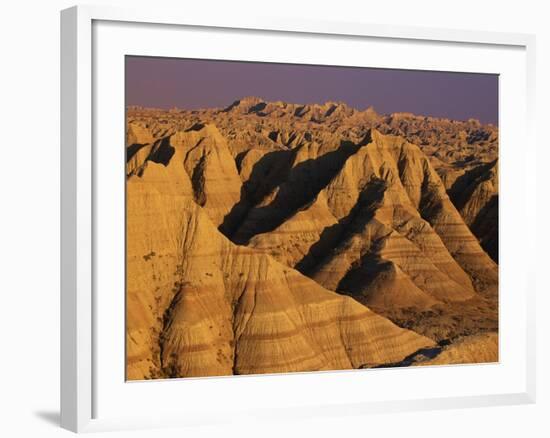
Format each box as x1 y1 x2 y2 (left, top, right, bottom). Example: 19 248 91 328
126 56 498 125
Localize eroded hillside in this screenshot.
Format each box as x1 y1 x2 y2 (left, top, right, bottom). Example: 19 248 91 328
126 98 499 380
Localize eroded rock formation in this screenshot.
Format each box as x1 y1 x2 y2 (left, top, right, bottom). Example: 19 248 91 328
126 98 499 379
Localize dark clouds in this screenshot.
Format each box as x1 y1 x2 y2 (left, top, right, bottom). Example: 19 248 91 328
126 56 498 125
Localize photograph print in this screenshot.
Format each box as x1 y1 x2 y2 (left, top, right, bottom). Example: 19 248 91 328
125 56 499 380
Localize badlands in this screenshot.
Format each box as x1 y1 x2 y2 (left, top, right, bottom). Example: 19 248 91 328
126 97 498 380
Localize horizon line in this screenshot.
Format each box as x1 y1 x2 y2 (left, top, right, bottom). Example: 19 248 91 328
126 97 499 127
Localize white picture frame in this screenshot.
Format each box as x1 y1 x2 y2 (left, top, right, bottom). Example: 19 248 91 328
60 4 537 433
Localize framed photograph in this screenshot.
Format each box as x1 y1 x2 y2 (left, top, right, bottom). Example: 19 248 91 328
61 5 536 433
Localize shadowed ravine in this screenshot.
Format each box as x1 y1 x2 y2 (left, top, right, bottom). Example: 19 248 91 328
224 137 370 244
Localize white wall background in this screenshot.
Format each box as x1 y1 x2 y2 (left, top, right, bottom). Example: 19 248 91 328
0 1 547 436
